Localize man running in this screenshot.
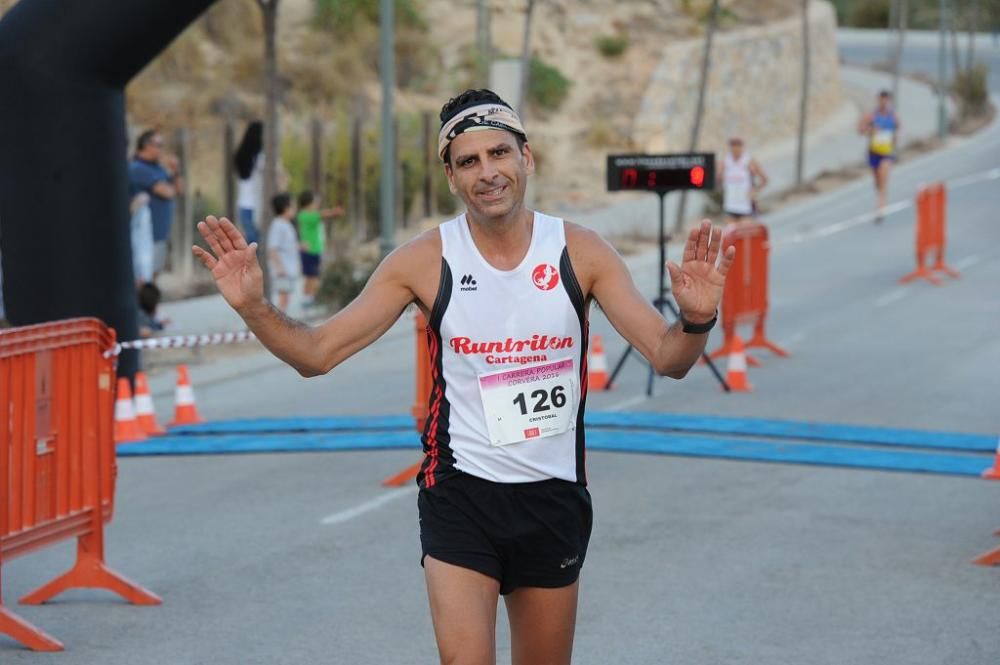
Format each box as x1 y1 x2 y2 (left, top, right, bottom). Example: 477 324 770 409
719 135 768 226
859 90 901 222
193 89 734 665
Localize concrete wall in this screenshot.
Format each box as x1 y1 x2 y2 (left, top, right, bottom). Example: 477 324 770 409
633 0 842 155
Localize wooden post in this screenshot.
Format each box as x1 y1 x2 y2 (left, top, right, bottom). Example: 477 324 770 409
171 127 194 279
395 116 405 229
423 111 434 218
310 115 323 197
351 110 364 241
223 117 236 222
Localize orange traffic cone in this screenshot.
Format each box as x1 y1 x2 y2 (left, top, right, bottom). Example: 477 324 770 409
133 371 166 435
114 377 147 443
168 364 204 427
588 335 610 391
982 437 1000 480
725 334 752 392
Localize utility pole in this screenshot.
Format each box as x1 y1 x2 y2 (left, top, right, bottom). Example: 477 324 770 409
795 0 810 187
477 0 491 86
673 0 719 233
380 0 396 257
938 0 948 138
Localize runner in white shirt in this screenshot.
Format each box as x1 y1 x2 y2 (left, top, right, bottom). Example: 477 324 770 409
719 136 768 226
193 89 735 665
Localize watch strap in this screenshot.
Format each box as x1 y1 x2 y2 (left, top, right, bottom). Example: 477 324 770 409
680 310 718 334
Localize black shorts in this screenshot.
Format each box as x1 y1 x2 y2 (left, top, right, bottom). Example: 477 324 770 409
300 251 321 277
418 472 593 595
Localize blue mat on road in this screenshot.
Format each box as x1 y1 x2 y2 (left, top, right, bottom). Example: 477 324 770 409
117 429 992 478
585 412 997 453
168 415 414 435
167 412 997 453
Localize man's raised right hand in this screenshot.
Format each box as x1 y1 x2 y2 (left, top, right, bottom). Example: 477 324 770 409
192 216 265 314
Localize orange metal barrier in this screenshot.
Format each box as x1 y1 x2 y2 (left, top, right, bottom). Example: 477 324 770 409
709 223 788 365
1 318 160 652
381 311 431 488
972 530 1000 567
900 182 960 285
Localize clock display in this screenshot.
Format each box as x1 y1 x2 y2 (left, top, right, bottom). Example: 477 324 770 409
607 153 716 192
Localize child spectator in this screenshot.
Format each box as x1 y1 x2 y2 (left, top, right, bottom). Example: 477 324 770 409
295 190 343 308
267 192 300 313
137 282 169 338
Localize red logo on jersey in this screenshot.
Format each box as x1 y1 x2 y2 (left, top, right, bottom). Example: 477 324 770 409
524 428 540 439
532 264 559 291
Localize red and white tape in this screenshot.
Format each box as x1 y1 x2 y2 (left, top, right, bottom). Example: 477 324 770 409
105 331 257 358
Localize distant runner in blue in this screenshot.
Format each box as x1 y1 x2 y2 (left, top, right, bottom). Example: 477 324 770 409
858 90 900 223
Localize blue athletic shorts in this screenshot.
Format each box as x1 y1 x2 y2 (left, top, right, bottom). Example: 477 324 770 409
868 151 894 170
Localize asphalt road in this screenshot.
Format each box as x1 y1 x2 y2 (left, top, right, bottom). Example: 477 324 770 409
4 39 1000 665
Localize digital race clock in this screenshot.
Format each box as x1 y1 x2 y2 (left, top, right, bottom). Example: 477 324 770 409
606 153 716 193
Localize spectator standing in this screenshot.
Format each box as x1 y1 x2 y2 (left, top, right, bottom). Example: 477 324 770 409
234 121 264 244
295 190 343 308
266 193 300 313
128 130 182 276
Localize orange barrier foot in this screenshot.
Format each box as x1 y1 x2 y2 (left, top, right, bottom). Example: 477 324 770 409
972 545 1000 567
932 262 960 280
899 267 942 285
381 460 423 487
747 330 790 359
0 605 63 652
20 542 161 607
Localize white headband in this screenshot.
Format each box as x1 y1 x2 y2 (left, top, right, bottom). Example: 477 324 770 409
438 103 527 160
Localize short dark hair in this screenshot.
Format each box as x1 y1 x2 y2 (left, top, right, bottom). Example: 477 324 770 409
439 89 526 165
137 281 161 315
297 190 315 209
272 192 292 216
879 90 892 98
136 129 160 153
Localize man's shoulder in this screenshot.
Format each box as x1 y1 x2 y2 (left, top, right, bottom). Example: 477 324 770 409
389 227 442 267
563 220 605 249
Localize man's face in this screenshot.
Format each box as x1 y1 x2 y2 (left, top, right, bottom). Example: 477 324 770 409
729 140 744 159
143 134 164 160
445 129 534 222
878 95 891 111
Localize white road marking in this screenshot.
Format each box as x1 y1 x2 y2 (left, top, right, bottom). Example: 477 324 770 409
606 394 649 412
320 486 418 525
953 255 982 271
948 168 1000 189
771 168 997 250
874 288 910 308
775 199 912 247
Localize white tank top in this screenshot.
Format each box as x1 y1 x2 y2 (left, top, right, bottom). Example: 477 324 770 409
418 212 590 488
723 152 753 215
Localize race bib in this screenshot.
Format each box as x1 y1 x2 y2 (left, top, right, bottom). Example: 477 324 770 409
478 358 578 447
871 129 893 155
